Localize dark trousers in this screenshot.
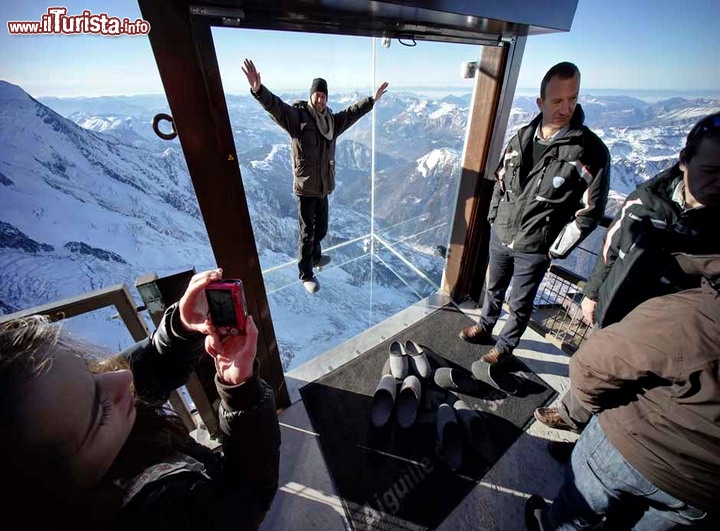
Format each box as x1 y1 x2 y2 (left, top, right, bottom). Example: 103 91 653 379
297 195 329 281
479 229 550 356
558 387 593 430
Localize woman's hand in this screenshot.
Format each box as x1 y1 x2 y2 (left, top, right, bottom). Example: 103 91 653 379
178 268 223 335
205 316 258 385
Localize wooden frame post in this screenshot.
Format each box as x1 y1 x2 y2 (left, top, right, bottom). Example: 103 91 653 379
443 37 526 302
138 0 290 408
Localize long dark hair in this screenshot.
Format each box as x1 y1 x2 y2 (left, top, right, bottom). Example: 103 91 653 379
0 316 190 523
93 354 189 484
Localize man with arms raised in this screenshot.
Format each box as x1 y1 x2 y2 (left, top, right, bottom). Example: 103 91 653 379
242 59 388 294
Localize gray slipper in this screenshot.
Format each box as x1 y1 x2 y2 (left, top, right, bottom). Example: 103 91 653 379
389 340 408 380
396 375 422 428
436 403 462 471
371 374 398 428
487 363 519 395
452 399 494 457
434 367 484 395
405 340 431 379
472 360 518 395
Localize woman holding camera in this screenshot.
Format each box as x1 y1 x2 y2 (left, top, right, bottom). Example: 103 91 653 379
0 269 280 530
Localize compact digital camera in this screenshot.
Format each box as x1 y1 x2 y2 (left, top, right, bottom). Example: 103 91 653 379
204 279 248 336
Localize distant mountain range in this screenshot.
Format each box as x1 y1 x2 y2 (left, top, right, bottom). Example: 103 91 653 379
1 80 718 369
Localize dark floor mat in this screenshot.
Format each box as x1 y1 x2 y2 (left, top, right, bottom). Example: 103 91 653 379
300 304 557 531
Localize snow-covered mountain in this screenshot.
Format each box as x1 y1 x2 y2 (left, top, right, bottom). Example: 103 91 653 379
3 80 719 369
0 82 417 367
0 82 214 350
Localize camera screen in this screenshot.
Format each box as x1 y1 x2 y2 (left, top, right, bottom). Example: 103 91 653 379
206 289 237 326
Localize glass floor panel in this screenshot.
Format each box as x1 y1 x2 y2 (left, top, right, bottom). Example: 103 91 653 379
264 245 435 372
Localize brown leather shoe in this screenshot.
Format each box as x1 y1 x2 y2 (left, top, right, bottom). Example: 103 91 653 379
459 324 493 344
533 407 580 433
480 346 511 365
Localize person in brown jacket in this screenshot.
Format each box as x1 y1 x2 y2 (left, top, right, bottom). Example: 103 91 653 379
535 112 720 438
242 59 389 294
526 252 720 530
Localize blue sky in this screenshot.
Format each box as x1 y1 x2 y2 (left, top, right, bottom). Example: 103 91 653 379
1 0 719 97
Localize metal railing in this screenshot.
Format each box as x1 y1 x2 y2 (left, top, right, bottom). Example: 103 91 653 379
530 265 589 354
0 283 151 340
526 216 613 354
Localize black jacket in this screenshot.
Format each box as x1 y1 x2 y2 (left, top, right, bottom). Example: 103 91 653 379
114 304 280 530
584 165 720 328
488 105 610 258
252 84 374 198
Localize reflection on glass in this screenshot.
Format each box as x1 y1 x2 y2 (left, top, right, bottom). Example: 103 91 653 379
372 41 475 286
268 254 421 371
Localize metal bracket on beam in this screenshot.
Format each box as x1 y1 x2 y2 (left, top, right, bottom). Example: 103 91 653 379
135 272 164 316
189 5 245 26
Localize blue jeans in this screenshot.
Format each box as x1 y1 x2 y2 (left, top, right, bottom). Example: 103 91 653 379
480 229 550 356
543 416 709 530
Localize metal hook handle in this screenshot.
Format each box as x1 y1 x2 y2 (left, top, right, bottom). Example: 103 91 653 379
152 113 177 141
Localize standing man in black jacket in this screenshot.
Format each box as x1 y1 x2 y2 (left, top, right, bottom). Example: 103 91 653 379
460 62 610 367
242 59 389 294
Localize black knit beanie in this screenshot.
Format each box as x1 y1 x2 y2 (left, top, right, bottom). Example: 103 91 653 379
310 78 328 97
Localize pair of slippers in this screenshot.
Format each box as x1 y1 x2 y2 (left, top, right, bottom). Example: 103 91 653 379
436 398 493 471
389 340 431 380
370 340 431 428
371 373 422 428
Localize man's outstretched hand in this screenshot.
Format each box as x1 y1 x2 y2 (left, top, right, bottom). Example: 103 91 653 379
374 81 389 102
242 58 261 93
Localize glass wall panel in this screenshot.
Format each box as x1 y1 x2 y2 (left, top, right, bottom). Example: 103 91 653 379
268 253 421 370
214 30 486 372
372 41 478 287
214 29 381 371
213 28 374 273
